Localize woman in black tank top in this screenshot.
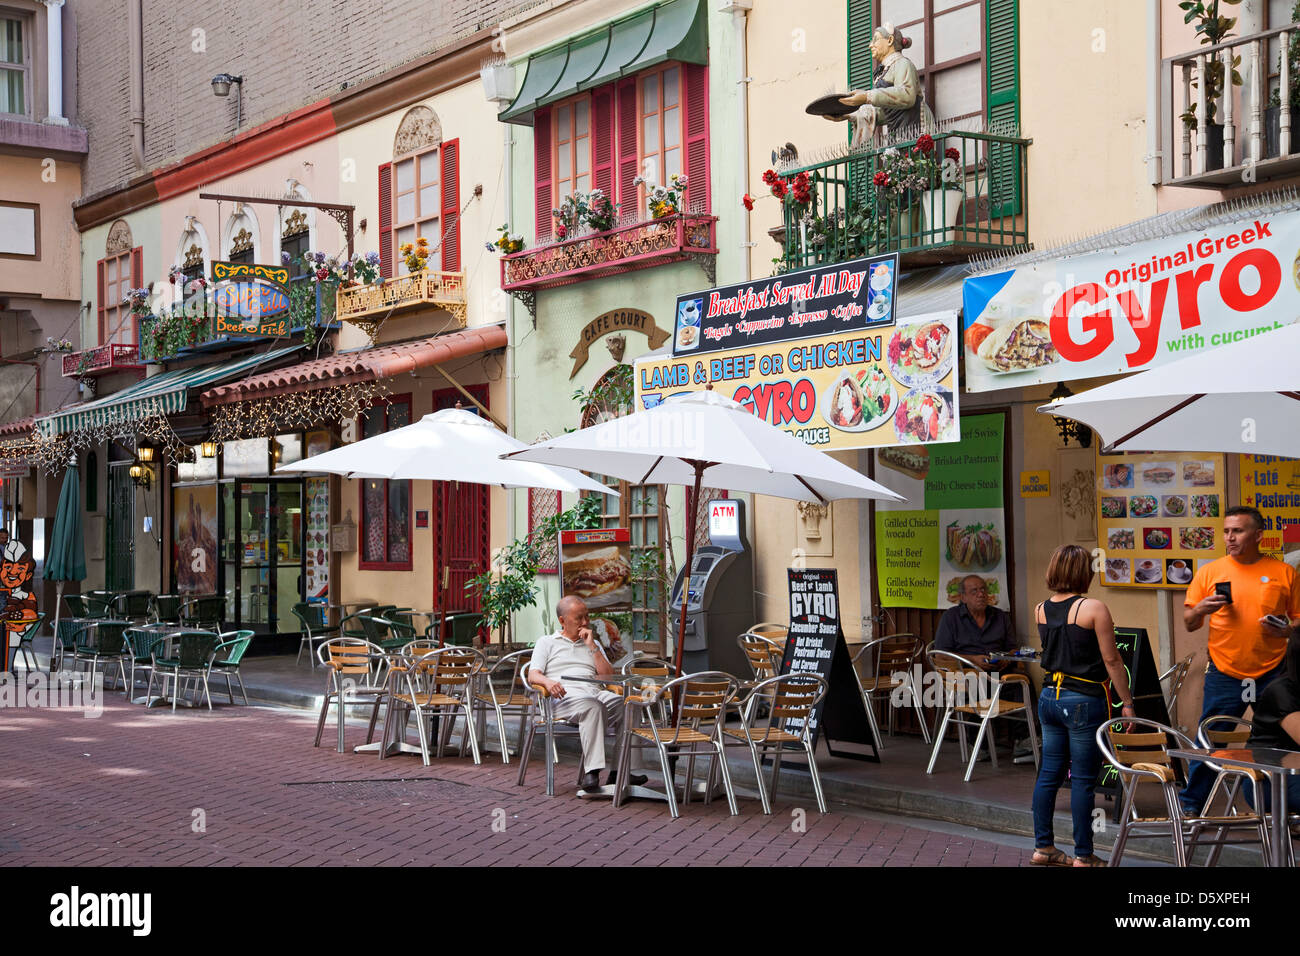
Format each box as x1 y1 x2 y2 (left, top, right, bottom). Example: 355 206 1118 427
1030 545 1135 867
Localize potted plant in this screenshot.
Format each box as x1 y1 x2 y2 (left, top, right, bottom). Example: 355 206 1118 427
914 138 965 240
1177 0 1244 171
488 223 525 255
1266 2 1300 158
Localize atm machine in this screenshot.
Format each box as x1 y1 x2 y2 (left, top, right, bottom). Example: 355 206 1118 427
669 498 756 675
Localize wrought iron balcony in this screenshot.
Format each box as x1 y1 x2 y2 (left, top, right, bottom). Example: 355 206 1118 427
335 269 467 343
1162 22 1300 187
774 128 1029 273
61 343 143 378
500 214 719 300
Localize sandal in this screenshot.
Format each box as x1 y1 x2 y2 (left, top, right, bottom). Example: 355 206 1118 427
1030 847 1071 866
1072 854 1108 867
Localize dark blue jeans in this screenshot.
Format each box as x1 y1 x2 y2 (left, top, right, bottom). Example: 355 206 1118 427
1244 774 1300 814
1181 661 1285 814
1033 688 1109 857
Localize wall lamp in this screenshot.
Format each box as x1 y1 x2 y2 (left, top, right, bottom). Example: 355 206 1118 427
1048 382 1092 448
211 73 244 127
129 461 154 489
136 443 156 463
201 440 218 459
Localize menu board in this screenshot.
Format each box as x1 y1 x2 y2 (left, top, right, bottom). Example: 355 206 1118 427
779 568 878 761
1240 454 1300 557
559 528 632 660
635 309 961 453
874 412 1007 609
304 477 329 600
1096 451 1225 588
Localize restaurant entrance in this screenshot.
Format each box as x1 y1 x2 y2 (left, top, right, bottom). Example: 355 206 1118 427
220 479 305 634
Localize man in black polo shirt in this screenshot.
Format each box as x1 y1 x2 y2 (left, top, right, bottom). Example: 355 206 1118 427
935 575 1013 670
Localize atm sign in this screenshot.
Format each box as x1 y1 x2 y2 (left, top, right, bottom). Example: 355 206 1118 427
708 501 739 539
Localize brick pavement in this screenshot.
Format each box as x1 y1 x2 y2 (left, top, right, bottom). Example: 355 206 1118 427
0 694 1036 867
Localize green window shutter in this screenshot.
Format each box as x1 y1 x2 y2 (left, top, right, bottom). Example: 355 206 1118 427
847 0 874 92
986 0 1021 218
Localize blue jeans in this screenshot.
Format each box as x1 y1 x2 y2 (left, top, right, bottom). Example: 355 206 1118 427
1032 688 1109 857
1181 661 1285 814
1244 775 1300 814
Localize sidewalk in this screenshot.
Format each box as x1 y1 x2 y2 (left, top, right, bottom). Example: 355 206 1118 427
19 640 1252 865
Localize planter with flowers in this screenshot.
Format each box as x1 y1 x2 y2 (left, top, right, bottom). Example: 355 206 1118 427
913 137 966 240
488 224 525 255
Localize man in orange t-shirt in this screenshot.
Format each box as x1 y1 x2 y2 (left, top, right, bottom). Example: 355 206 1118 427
1180 505 1300 813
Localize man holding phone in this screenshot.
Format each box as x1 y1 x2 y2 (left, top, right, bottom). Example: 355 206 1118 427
1180 505 1300 814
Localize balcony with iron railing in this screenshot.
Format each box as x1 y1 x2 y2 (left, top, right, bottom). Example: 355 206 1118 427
1163 22 1300 187
774 128 1029 274
60 343 143 378
334 268 467 343
500 213 719 298
132 282 336 364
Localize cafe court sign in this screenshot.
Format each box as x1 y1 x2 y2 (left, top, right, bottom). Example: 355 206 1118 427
210 261 292 337
568 308 670 378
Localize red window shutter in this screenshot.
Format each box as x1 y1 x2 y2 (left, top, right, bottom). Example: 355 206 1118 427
592 88 615 209
130 246 144 344
683 64 710 214
616 77 639 218
96 259 106 345
441 138 461 272
378 162 393 278
533 107 552 243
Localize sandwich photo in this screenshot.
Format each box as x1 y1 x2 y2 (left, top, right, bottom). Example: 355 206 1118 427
562 546 632 600
878 445 929 480
946 521 1003 570
975 318 1060 373
1142 463 1175 485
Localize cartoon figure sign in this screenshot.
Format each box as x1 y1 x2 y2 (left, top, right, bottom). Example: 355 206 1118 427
0 532 38 663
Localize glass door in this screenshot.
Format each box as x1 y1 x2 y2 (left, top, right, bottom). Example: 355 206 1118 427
272 482 305 631
230 480 305 633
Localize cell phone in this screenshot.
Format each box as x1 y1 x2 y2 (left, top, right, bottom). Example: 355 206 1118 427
1215 581 1233 604
1264 614 1290 630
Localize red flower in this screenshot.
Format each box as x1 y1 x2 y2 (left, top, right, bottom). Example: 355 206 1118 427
770 179 788 199
556 223 568 239
761 168 779 186
315 267 330 281
742 193 755 211
916 134 934 154
944 146 960 162
873 171 890 188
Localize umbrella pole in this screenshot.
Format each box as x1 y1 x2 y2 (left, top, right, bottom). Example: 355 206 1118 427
672 463 704 677
52 581 64 670
439 480 450 647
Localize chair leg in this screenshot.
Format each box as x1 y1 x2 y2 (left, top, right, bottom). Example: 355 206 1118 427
714 740 739 815
201 672 213 711
771 747 785 801
314 689 331 747
1109 781 1139 867
746 738 772 815
860 688 884 754
926 706 954 774
336 693 346 753
462 704 482 765
493 704 509 765
656 744 679 819
236 671 248 706
544 720 555 797
517 720 536 786
413 703 432 767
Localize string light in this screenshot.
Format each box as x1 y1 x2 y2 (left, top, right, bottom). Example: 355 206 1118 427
210 380 391 444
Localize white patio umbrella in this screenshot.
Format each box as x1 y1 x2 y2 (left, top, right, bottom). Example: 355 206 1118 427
277 406 615 639
504 388 905 673
1038 322 1300 457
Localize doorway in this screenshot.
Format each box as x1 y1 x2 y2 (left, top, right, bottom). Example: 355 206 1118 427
432 385 489 615
107 462 135 591
220 479 305 633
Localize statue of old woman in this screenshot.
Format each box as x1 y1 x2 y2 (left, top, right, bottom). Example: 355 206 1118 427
827 23 936 146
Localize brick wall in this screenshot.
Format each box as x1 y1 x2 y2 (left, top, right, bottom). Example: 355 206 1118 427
74 0 541 199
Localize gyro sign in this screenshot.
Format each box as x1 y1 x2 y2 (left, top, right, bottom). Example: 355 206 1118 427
961 212 1300 392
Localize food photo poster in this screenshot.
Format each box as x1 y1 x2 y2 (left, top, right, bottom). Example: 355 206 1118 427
1096 451 1226 588
636 307 961 453
559 529 633 659
874 413 1007 609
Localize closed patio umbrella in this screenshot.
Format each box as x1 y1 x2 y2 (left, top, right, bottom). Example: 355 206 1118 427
504 388 906 674
44 465 86 663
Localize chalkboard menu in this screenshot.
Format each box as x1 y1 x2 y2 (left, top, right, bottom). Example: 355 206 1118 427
780 568 879 762
1094 626 1177 813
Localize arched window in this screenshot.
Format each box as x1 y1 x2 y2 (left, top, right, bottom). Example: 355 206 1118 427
378 106 460 276
223 205 260 264
98 219 141 346
278 179 315 282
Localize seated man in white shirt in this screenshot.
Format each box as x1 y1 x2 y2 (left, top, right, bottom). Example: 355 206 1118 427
528 595 647 793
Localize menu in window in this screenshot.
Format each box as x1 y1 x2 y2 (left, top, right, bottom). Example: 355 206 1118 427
305 477 329 600
1096 451 1225 588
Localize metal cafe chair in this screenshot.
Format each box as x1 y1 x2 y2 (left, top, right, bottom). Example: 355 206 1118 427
721 672 829 814
381 646 485 766
70 620 130 691
517 672 621 797
63 594 89 618
1159 652 1196 719
359 615 410 653
179 595 225 633
925 648 1039 782
81 595 114 619
737 632 783 682
7 613 46 674
213 630 255 705
147 631 222 713
852 633 931 751
621 656 676 724
1097 718 1270 867
113 590 153 623
314 638 389 754
614 671 741 820
470 648 533 764
150 594 183 625
121 627 162 699
291 602 339 668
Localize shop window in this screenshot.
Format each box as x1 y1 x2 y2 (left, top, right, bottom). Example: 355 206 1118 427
873 0 985 125
97 246 143 347
0 15 29 118
532 64 708 243
358 396 412 570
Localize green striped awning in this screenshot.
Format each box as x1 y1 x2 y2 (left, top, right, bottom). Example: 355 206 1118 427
499 0 707 125
37 347 300 438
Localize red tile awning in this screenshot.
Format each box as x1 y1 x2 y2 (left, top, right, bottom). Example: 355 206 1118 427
200 325 507 407
0 417 34 439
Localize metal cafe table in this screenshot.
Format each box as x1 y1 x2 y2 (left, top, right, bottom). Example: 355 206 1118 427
1166 746 1300 867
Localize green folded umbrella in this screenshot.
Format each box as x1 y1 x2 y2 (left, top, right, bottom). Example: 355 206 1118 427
45 467 86 646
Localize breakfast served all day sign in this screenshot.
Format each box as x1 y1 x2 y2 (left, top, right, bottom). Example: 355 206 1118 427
634 309 961 453
1096 451 1226 589
961 211 1300 393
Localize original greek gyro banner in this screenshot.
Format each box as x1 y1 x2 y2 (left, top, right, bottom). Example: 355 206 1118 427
961 213 1300 392
634 309 961 452
671 253 899 356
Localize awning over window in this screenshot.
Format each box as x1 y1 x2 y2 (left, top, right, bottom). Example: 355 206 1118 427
36 346 301 438
199 325 508 406
499 0 707 126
